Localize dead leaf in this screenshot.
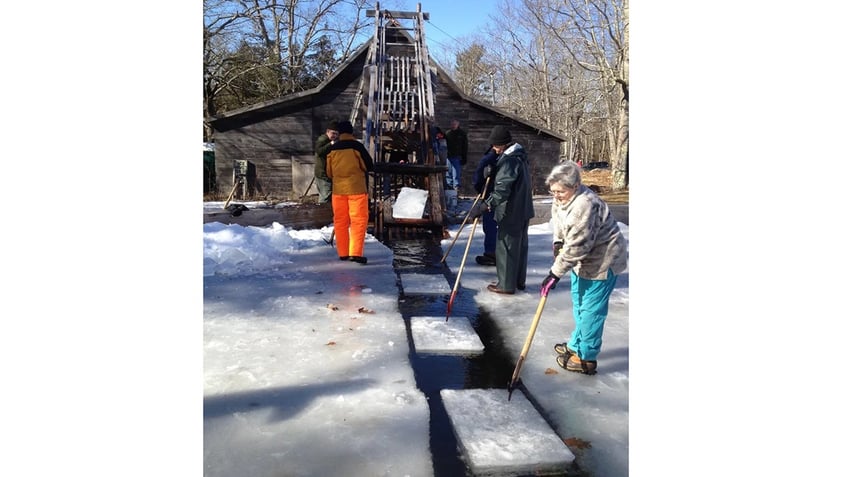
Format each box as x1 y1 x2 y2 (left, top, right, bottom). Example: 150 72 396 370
326 341 336 346
564 437 591 449
544 368 559 375
358 307 375 314
326 304 339 311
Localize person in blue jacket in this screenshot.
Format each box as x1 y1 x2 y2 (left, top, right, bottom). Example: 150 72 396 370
473 147 498 266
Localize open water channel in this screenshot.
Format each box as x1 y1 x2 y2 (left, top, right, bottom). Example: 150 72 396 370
382 236 586 477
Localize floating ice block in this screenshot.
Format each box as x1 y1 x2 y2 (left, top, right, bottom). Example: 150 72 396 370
441 388 575 475
410 316 484 355
400 273 452 295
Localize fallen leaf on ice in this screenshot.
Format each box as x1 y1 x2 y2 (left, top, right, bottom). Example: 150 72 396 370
564 437 591 449
544 368 559 375
326 304 339 310
358 307 375 314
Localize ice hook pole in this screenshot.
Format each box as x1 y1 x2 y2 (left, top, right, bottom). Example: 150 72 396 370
507 293 548 401
440 176 490 264
440 194 480 263
445 215 479 321
223 178 243 210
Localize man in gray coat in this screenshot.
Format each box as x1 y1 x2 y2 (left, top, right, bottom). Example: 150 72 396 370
468 125 535 294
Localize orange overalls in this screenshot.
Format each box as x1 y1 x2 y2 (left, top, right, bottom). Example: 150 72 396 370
325 133 374 259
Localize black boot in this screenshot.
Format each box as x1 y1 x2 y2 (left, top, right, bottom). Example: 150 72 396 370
475 253 496 266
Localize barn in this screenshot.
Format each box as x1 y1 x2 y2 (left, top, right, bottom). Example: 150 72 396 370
206 8 565 237
207 47 565 199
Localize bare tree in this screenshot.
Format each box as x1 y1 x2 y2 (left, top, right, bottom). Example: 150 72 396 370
443 0 628 189
204 0 254 137
528 0 629 190
452 43 497 102
203 0 373 140
468 0 592 163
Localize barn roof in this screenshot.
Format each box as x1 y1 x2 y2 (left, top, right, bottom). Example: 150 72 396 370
435 70 567 141
207 41 370 123
207 36 566 142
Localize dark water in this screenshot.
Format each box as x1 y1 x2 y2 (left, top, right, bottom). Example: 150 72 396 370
384 236 512 477
383 236 584 477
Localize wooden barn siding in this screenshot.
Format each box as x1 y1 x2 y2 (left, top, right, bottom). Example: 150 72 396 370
213 110 311 198
311 55 363 135
430 71 564 196
211 53 366 199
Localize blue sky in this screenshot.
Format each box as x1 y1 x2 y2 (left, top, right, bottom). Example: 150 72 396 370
389 0 500 62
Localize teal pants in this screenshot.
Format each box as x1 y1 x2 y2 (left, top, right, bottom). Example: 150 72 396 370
568 268 618 361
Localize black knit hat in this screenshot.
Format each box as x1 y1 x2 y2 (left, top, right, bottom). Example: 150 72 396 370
325 120 339 131
487 125 512 146
337 120 354 134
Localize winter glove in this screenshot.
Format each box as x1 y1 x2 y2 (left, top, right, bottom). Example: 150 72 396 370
467 201 488 219
552 241 563 259
483 165 493 179
540 271 560 297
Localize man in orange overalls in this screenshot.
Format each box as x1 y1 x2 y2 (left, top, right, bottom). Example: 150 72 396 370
325 120 374 264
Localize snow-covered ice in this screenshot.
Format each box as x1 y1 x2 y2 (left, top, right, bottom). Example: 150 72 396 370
198 191 631 476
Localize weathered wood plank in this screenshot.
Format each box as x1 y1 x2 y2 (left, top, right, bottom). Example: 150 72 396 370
203 203 334 229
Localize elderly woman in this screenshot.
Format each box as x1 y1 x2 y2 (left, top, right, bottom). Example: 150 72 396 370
539 162 628 375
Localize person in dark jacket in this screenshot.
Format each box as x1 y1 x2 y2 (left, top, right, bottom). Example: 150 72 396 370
444 119 468 191
432 127 448 165
313 121 339 204
468 126 535 294
326 120 374 264
472 147 498 266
